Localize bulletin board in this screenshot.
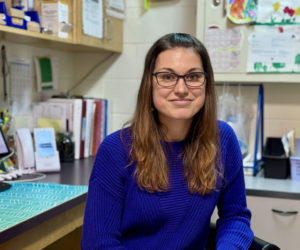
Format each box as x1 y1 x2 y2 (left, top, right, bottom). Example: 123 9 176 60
196 0 300 82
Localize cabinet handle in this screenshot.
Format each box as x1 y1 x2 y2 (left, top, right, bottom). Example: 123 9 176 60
104 18 113 41
104 18 108 40
271 208 298 216
212 0 221 6
212 0 226 16
108 19 113 41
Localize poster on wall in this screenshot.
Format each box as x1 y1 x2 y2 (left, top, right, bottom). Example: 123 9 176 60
247 30 300 73
255 0 300 25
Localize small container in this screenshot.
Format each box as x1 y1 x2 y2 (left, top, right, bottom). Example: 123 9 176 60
24 10 40 24
263 137 290 179
0 2 8 26
56 120 74 162
6 6 27 29
6 16 27 29
290 138 300 181
56 131 74 162
0 2 7 14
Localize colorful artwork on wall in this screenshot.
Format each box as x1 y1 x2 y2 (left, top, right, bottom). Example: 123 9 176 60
256 0 300 25
227 0 258 24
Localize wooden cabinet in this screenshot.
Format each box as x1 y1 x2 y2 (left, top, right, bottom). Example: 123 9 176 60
75 0 122 52
247 195 300 250
0 0 123 53
210 195 300 249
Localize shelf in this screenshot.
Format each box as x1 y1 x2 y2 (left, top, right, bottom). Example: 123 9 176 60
214 72 300 83
0 24 121 53
0 0 122 53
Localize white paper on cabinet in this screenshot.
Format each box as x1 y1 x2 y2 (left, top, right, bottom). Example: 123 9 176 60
247 32 299 73
106 0 125 19
82 0 103 39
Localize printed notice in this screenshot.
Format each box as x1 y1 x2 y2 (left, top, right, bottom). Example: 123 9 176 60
247 32 300 73
82 0 103 39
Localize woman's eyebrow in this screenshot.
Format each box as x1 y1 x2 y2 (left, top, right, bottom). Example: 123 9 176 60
156 67 203 73
156 67 175 72
187 67 204 72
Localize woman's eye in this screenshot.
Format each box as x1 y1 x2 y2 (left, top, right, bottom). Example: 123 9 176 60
187 73 204 82
161 73 175 81
187 73 199 80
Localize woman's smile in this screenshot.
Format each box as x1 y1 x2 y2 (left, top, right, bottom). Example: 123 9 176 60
169 98 193 106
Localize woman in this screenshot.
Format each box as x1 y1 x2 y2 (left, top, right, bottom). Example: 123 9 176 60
81 33 253 249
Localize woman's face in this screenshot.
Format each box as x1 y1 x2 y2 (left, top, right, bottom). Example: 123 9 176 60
152 48 206 126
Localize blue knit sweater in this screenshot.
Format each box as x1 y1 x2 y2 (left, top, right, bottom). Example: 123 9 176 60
81 121 253 249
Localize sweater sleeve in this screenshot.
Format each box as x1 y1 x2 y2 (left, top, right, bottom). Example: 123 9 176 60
81 134 128 250
215 123 254 250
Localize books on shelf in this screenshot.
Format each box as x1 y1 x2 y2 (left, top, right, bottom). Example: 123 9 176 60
80 99 86 159
90 98 109 156
84 99 95 158
32 97 110 160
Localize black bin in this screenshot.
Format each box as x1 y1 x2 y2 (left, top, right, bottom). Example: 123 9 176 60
263 137 290 179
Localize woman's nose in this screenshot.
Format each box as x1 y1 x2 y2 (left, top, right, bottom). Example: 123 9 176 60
174 78 189 96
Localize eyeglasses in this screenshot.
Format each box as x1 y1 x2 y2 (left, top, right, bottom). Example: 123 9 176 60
152 72 207 88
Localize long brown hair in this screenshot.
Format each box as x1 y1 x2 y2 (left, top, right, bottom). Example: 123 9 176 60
126 33 220 195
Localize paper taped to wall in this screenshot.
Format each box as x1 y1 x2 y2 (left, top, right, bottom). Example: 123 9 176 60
247 31 300 73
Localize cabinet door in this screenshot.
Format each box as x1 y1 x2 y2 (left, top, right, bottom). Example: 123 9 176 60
196 0 299 83
247 195 300 250
75 0 123 52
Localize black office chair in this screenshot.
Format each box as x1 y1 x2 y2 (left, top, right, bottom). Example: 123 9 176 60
205 223 280 250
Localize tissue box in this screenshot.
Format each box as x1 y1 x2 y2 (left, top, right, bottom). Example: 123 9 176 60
263 137 290 179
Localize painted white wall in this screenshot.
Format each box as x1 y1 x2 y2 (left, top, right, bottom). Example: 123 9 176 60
2 0 299 143
0 40 76 131
72 0 300 141
72 0 197 134
0 0 197 134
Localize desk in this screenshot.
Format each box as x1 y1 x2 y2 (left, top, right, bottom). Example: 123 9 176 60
245 173 300 200
0 157 94 250
1 159 300 249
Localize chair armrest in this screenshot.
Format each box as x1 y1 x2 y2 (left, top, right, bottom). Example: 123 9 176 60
206 223 281 250
250 235 280 250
